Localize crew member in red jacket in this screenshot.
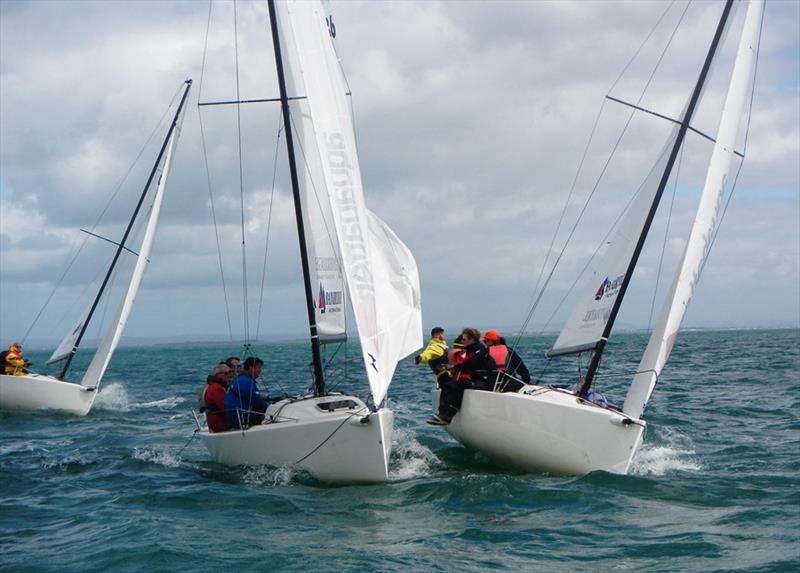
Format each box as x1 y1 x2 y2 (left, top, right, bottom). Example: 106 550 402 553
199 363 234 433
428 327 495 426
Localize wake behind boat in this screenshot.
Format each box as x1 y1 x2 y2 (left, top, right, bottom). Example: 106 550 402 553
0 81 192 416
437 0 763 475
194 0 422 484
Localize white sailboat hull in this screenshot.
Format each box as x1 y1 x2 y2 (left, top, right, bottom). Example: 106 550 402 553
0 373 95 416
437 387 645 475
198 395 394 484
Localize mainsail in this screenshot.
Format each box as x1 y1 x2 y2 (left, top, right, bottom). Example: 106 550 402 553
624 0 762 418
278 2 347 344
277 0 422 403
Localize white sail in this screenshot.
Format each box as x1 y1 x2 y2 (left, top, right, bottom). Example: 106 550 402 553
46 303 91 365
364 208 423 401
624 0 762 419
278 0 422 403
548 126 680 357
80 94 189 388
279 5 347 343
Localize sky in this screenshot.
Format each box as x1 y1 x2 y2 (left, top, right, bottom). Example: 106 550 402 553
1 0 798 348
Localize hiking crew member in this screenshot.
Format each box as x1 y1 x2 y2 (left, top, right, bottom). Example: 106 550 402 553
482 330 531 392
3 342 29 376
428 328 495 426
413 326 449 379
224 357 268 429
199 363 234 433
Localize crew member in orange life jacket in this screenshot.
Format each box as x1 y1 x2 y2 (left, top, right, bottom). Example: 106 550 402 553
482 330 531 392
427 328 494 426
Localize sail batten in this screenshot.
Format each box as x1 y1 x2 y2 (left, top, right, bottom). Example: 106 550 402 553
624 0 762 418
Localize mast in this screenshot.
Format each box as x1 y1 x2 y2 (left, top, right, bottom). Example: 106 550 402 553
579 0 734 396
57 79 193 380
268 0 326 396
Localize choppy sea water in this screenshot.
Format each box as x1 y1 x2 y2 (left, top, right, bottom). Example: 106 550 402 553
1 329 798 572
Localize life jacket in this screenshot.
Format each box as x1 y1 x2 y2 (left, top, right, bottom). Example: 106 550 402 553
197 385 209 412
488 345 510 373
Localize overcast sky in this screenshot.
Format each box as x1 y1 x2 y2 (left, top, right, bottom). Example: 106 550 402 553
1 0 798 348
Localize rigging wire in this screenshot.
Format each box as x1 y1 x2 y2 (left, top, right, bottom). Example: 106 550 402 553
198 0 234 340
22 84 183 344
233 0 251 345
514 0 691 349
647 143 684 331
519 0 679 343
255 114 283 341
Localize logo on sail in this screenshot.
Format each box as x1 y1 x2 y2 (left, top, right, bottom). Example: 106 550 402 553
594 274 624 300
317 282 343 315
318 283 327 313
594 277 611 300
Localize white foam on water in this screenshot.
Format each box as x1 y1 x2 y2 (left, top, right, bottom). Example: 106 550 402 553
41 450 91 470
94 382 133 412
241 463 298 486
389 426 440 481
137 396 185 409
630 428 703 475
133 447 184 469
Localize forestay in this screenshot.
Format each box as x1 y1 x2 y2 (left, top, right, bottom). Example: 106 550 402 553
277 0 421 403
624 0 763 418
79 101 188 388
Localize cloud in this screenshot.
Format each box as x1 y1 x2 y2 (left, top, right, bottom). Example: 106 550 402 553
1 0 797 346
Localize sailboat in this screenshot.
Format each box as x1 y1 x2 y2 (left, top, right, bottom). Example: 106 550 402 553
438 0 762 475
196 0 422 484
0 80 192 416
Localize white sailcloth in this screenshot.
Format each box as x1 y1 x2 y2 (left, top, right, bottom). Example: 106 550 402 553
279 5 347 343
624 0 762 419
46 303 92 365
80 100 188 388
278 0 422 403
548 126 680 357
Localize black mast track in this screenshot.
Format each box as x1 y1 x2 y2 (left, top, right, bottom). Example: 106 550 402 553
268 0 326 396
57 79 193 381
579 0 734 396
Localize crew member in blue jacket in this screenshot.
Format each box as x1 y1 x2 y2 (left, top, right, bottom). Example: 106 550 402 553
224 356 268 429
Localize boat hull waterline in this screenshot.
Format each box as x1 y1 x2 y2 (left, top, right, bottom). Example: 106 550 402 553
436 387 645 475
199 395 394 484
0 373 96 416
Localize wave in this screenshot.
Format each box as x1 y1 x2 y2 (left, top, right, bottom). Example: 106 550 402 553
133 447 184 469
389 426 440 481
94 382 133 411
630 427 703 475
241 463 303 486
94 382 185 412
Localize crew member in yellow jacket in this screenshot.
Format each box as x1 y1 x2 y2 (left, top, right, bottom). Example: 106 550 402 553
413 327 448 376
3 342 29 376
